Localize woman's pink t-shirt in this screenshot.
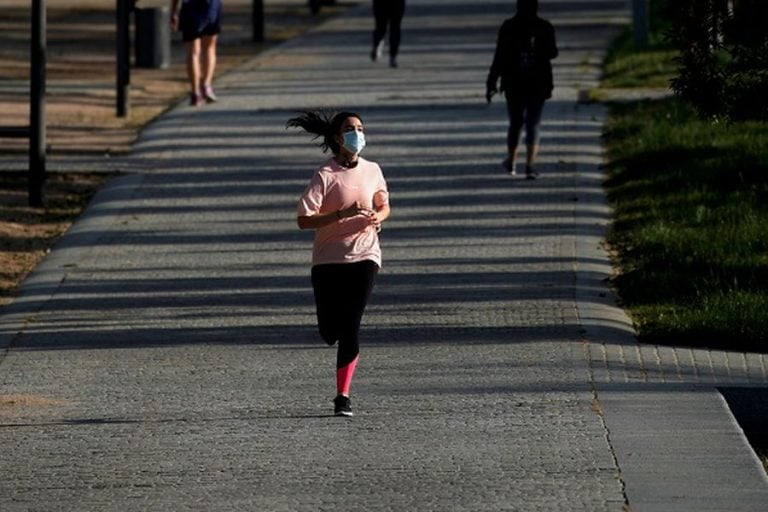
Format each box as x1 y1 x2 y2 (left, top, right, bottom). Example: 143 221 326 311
297 157 389 267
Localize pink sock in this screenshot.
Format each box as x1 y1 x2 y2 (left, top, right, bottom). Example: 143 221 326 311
336 355 359 396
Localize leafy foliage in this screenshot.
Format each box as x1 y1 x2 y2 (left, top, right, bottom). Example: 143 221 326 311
665 0 768 121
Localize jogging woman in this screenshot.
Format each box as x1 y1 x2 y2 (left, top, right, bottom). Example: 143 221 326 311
171 0 222 106
288 111 390 417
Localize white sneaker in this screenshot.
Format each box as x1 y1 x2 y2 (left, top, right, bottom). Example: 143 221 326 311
371 41 384 61
502 158 516 175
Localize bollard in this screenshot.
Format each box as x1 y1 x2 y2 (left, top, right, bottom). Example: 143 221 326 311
29 0 46 207
135 7 171 69
253 0 264 42
632 0 649 47
117 0 131 117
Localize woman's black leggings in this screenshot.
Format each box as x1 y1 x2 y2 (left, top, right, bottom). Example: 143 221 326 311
372 0 406 58
311 260 378 368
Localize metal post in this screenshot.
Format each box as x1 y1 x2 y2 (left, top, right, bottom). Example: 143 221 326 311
116 0 131 117
632 0 649 47
29 0 46 207
252 0 264 42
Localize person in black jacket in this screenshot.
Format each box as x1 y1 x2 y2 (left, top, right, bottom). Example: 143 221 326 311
486 0 558 179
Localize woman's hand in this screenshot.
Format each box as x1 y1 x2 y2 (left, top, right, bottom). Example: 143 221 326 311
299 201 388 231
338 202 385 232
367 210 383 232
338 201 373 220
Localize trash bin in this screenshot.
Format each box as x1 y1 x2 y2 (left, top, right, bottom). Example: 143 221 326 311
134 7 170 69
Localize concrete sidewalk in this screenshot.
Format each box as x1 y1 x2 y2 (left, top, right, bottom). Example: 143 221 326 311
1 0 767 510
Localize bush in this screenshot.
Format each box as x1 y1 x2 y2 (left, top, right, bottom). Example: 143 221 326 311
666 0 768 122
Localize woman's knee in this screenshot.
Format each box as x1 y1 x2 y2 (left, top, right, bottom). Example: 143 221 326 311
201 35 217 52
185 40 202 58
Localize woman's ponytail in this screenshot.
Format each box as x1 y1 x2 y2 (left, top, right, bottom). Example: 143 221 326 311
286 110 362 155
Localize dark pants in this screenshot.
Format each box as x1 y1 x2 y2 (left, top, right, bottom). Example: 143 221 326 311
311 260 378 368
505 95 545 149
373 0 406 58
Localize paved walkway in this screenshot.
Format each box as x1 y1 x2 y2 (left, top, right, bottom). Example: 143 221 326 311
1 1 767 510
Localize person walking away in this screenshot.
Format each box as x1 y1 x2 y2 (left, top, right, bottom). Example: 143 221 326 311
288 111 390 417
371 0 406 68
171 0 222 106
486 0 557 179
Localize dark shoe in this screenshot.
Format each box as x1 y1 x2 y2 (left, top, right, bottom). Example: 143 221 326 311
502 157 516 175
333 395 353 417
389 56 398 68
525 166 538 180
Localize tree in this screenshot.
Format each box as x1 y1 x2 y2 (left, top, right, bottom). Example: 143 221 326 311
667 0 768 121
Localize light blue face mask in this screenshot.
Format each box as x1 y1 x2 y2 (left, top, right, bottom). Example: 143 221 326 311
342 130 366 154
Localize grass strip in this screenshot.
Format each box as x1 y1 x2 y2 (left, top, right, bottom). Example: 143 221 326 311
601 10 768 353
600 14 676 89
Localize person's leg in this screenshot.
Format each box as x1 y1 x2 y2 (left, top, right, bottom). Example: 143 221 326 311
200 34 218 101
371 0 388 61
311 265 342 346
523 99 545 176
387 0 406 67
504 94 525 174
335 261 378 398
185 39 202 105
526 143 540 169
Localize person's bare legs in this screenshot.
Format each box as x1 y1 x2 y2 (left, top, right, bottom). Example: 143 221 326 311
526 144 539 168
185 39 202 103
506 146 520 175
200 34 218 100
524 144 540 178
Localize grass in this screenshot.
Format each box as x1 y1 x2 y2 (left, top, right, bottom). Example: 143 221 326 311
601 29 677 89
601 7 768 353
600 0 677 89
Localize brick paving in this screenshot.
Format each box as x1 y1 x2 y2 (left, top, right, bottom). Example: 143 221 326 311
1 1 767 510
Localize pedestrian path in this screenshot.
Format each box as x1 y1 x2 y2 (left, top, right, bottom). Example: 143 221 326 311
1 1 767 510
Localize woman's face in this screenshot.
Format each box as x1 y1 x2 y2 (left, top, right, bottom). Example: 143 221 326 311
337 116 364 155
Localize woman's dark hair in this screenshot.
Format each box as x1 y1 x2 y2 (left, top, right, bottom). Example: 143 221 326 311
516 0 538 18
286 110 363 155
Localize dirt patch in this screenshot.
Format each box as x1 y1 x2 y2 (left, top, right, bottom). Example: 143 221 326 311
0 394 72 408
0 0 349 307
0 171 107 306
